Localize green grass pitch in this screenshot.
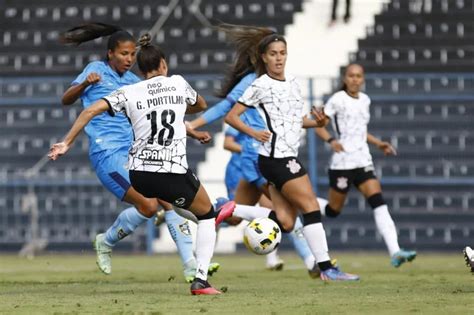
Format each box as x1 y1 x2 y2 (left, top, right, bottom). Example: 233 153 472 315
1 252 473 314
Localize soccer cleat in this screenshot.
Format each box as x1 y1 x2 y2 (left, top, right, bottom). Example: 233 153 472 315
215 200 236 227
190 278 221 295
308 259 338 279
463 246 474 273
391 249 417 268
207 262 220 277
266 258 284 271
320 267 359 281
154 209 166 227
184 261 221 283
93 233 112 275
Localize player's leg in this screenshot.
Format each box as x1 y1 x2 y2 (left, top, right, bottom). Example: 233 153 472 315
157 199 197 282
91 151 158 275
186 179 234 295
319 169 353 218
158 198 220 282
256 194 284 271
356 174 416 267
278 176 358 281
130 169 233 295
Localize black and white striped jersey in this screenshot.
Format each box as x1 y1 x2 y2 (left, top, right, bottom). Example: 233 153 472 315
324 90 373 170
104 75 197 174
238 74 305 158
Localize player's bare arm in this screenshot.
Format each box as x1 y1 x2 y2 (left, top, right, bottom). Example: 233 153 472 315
225 102 271 143
367 133 397 156
62 72 101 105
49 99 109 160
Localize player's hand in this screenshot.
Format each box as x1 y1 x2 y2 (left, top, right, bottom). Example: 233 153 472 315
330 140 345 153
194 130 212 144
48 142 70 160
252 130 272 143
378 141 397 156
311 106 327 127
84 73 101 86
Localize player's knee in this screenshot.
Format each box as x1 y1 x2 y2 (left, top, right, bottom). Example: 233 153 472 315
136 200 158 218
367 193 385 209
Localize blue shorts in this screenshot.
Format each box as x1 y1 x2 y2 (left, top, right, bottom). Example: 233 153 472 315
225 163 242 200
90 149 131 200
240 152 267 189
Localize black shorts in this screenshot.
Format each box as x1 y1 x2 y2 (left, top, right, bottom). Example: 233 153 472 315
129 169 200 209
328 165 377 193
258 155 307 191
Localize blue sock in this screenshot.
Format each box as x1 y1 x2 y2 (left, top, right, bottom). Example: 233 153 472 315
105 207 149 247
165 210 195 265
287 216 314 268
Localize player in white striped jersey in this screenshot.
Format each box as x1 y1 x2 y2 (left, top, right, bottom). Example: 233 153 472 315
226 32 359 281
48 34 235 295
315 64 416 267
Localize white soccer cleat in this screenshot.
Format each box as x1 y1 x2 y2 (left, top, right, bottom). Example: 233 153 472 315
463 246 474 273
93 233 112 275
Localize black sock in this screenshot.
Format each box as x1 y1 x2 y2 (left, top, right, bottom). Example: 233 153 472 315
318 260 333 271
325 205 341 218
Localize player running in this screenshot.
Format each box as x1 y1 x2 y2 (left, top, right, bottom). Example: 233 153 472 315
225 30 359 281
314 64 417 267
189 25 321 277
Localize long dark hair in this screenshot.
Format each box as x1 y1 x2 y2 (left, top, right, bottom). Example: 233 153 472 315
60 23 135 60
136 34 166 75
216 24 276 98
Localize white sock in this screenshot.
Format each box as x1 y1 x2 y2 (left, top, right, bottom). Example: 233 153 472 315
303 223 331 263
317 198 328 216
194 218 216 281
265 249 280 266
233 205 271 221
304 256 316 270
373 205 400 256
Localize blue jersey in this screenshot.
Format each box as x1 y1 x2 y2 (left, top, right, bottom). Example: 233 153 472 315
224 125 245 171
72 61 140 155
201 72 265 157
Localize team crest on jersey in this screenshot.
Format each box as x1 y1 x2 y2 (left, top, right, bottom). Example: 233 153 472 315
286 159 301 174
174 197 186 207
179 221 191 236
336 177 349 190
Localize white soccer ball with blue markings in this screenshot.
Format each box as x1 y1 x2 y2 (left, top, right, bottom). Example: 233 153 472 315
243 218 281 255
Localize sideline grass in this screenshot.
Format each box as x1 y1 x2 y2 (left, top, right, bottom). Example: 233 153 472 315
1 252 473 314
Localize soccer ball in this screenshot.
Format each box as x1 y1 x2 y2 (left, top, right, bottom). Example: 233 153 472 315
243 218 281 255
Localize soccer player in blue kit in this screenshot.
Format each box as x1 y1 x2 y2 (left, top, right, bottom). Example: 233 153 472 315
60 23 219 282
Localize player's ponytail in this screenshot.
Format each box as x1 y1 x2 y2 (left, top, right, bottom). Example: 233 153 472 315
136 33 166 75
216 24 276 98
60 23 135 60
